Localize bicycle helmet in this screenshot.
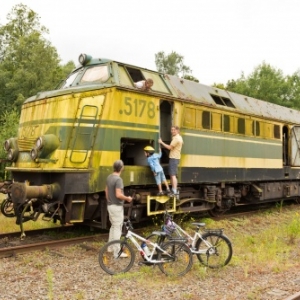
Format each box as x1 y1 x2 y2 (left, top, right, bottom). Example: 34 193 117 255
144 146 155 154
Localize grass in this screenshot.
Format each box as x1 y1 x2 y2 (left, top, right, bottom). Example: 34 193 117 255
2 196 300 276
147 203 300 277
0 196 60 233
2 201 300 299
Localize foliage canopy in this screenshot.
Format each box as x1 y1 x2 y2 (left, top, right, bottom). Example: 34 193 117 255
0 4 74 115
223 62 300 110
155 51 199 82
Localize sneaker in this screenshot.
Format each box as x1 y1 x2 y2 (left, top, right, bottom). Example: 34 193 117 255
167 191 174 197
114 252 128 258
157 192 164 196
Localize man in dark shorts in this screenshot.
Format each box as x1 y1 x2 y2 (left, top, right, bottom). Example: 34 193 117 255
158 126 183 196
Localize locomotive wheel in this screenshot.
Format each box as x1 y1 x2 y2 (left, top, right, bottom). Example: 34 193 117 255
208 207 228 217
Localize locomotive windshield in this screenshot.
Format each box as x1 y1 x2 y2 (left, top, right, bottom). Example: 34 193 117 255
59 65 109 89
59 70 81 88
80 65 109 83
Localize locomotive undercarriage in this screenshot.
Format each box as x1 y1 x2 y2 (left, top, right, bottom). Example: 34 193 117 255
2 178 300 239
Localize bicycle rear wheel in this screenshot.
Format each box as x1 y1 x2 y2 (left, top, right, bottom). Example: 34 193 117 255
195 233 232 268
98 240 135 275
157 240 193 276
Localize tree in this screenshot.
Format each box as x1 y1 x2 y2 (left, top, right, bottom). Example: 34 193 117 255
224 62 297 108
155 51 199 82
183 74 199 83
0 109 19 157
0 109 20 178
285 71 300 109
0 4 48 56
0 4 74 114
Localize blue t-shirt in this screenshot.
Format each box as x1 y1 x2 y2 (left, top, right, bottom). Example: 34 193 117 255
147 152 163 173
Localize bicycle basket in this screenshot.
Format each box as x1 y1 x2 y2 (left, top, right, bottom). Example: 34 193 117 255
162 220 176 235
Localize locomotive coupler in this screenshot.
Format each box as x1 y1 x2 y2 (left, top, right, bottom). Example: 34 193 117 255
10 182 61 239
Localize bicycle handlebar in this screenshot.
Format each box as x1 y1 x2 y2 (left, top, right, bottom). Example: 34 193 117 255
164 210 173 222
124 219 134 231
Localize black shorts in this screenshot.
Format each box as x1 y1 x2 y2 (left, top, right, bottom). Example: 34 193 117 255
169 158 179 176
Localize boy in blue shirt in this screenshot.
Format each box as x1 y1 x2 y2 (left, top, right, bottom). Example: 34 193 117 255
144 146 171 196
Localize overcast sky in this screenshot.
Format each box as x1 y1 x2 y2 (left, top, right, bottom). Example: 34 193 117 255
1 0 300 85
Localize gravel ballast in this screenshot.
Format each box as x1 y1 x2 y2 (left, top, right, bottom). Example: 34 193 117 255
0 242 300 300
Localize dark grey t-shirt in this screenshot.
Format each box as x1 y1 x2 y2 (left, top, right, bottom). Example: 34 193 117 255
106 174 124 206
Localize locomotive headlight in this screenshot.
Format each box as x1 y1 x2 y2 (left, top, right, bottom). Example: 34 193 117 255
79 53 92 66
4 138 18 152
4 140 11 151
35 137 43 150
4 138 19 161
30 148 38 160
7 148 19 161
30 134 60 160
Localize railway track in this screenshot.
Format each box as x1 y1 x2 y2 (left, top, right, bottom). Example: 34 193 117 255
1 200 298 259
0 234 101 258
0 224 76 240
0 225 148 259
209 199 300 220
0 225 107 258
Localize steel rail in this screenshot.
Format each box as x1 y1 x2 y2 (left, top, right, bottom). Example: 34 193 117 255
0 234 103 258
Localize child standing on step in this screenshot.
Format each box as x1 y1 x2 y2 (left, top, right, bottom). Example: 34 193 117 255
144 146 171 196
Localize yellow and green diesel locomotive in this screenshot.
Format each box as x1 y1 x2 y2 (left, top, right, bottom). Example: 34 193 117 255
3 53 300 236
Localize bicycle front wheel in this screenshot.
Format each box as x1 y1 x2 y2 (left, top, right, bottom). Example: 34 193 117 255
1 198 15 217
195 233 232 268
157 240 193 276
98 240 135 275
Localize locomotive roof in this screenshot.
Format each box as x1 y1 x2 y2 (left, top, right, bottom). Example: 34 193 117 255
163 74 300 124
25 54 300 125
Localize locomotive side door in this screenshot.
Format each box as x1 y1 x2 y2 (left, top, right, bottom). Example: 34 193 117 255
159 100 173 164
290 125 300 166
63 95 105 168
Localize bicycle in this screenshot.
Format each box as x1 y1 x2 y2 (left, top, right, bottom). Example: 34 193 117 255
98 219 193 276
1 197 15 217
0 181 15 218
147 211 233 269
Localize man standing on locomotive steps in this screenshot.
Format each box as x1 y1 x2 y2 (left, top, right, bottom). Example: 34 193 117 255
159 125 183 197
105 160 132 257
